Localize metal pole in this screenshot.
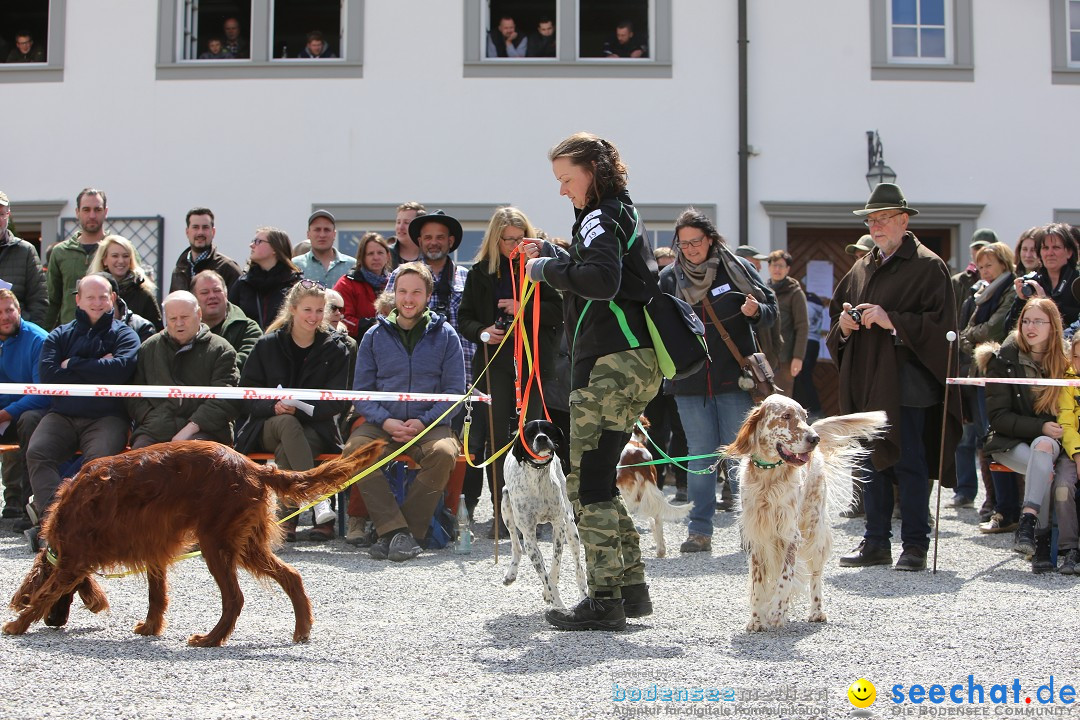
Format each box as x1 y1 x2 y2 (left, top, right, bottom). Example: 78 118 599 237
737 0 749 246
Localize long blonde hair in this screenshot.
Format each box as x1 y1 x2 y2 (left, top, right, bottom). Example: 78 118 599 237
1015 298 1067 414
266 280 330 334
475 207 535 274
88 234 156 293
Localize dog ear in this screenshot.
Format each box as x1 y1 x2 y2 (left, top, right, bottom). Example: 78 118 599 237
511 431 526 463
724 402 766 459
549 423 566 452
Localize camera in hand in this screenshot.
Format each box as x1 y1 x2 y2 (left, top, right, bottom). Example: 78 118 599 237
1020 271 1041 298
494 313 513 331
847 307 863 324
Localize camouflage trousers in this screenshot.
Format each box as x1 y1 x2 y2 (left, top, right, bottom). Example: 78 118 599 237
567 348 662 597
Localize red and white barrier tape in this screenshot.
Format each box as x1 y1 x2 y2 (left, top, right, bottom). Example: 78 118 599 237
948 377 1079 387
0 382 490 403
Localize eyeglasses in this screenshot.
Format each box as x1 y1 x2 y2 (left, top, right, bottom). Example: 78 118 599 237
675 236 707 249
299 279 325 290
1021 319 1051 327
250 237 268 245
329 304 344 313
863 212 903 228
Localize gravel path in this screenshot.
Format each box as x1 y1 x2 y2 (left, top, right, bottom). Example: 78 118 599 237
0 487 1073 720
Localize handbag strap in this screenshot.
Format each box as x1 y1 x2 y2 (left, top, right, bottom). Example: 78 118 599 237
701 299 750 368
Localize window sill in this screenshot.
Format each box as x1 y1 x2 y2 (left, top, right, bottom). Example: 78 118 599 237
1052 68 1080 85
0 65 63 83
155 61 363 81
464 59 671 79
871 62 973 82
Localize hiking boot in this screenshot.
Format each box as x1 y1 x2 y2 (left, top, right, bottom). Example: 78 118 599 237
680 534 712 553
948 494 975 509
1013 514 1037 557
620 583 653 619
545 595 626 631
296 520 335 542
280 517 298 543
1 506 22 519
979 512 1017 534
369 534 392 561
1058 548 1080 575
839 540 892 567
345 516 372 547
387 532 423 562
1032 533 1055 574
894 546 927 572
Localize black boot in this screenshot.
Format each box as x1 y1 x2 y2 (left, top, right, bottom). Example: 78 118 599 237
545 594 626 631
1013 513 1037 557
621 583 653 618
1031 532 1055 574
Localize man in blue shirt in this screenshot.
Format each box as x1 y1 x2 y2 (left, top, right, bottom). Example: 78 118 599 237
294 210 353 288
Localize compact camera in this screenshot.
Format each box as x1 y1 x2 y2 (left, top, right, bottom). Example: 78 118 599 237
847 307 864 324
1020 271 1041 298
494 313 514 331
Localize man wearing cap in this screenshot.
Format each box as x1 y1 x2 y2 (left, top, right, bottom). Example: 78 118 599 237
169 207 243 294
0 191 48 326
294 210 353 287
734 244 769 272
386 210 474 384
845 234 875 261
827 183 961 572
46 188 108 329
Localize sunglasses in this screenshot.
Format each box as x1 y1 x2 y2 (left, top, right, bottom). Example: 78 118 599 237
299 279 325 290
329 304 344 313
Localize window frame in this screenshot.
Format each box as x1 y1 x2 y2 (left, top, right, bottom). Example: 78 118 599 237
464 0 672 79
886 0 953 64
870 0 973 82
0 0 66 84
1051 0 1080 84
156 0 364 80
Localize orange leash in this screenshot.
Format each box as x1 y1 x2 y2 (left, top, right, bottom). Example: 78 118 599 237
509 249 550 461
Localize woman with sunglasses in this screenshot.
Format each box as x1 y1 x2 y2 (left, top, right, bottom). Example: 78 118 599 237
234 280 352 541
333 231 394 339
657 208 776 555
229 227 304 330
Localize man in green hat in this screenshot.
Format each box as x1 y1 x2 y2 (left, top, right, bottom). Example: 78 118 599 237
827 183 962 572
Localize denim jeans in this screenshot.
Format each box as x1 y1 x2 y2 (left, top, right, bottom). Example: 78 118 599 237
954 422 979 500
675 392 753 537
863 406 932 551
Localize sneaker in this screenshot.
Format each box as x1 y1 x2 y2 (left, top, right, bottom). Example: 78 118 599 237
838 540 892 567
1058 548 1080 575
948 495 975 509
387 532 423 562
620 583 653 618
1013 514 1037 557
978 512 1017 534
894 546 927 572
345 516 372 547
369 534 392 561
679 534 712 553
312 500 336 526
545 595 626 631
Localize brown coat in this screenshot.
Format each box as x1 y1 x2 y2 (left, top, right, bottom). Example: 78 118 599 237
826 233 962 485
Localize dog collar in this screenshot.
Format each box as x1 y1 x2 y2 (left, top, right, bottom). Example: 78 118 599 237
45 546 59 567
750 455 784 470
523 455 554 469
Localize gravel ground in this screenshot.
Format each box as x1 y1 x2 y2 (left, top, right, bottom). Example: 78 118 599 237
0 486 1074 720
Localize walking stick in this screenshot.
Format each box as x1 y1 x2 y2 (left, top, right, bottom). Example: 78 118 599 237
933 330 958 574
482 341 501 562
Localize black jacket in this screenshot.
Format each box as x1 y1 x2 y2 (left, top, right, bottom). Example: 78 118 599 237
980 335 1055 456
1005 263 1080 331
234 328 352 455
228 263 302 330
169 245 242 294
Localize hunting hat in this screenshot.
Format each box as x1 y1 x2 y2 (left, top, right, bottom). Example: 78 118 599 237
969 228 999 249
853 183 919 217
0 191 8 207
845 235 875 255
735 244 768 261
409 210 463 252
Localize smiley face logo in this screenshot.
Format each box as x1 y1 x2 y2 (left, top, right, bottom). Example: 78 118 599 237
848 678 876 708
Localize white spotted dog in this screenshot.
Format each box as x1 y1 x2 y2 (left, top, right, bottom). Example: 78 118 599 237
501 420 587 609
725 395 887 632
616 417 690 558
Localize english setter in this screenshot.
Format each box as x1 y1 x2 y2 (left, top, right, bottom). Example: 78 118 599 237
500 420 587 608
725 395 886 632
616 418 690 558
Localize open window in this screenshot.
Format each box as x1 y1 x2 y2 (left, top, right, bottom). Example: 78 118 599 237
0 0 65 82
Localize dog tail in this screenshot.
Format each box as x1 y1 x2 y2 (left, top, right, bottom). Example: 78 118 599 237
810 411 888 517
259 439 386 504
634 478 692 523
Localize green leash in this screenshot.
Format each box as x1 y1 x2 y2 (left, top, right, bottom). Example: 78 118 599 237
631 420 723 475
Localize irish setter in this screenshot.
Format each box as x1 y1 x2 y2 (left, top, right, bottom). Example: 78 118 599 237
5 439 385 646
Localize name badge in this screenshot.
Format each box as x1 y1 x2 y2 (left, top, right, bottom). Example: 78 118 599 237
711 283 731 296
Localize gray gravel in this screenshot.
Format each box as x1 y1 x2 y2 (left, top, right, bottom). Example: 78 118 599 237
0 487 1073 720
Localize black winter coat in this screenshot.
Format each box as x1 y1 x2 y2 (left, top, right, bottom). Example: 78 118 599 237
229 262 302 330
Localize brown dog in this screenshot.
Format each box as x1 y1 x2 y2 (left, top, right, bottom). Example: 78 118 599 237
4 439 384 646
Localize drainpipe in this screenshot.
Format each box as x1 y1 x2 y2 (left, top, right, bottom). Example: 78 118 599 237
738 0 749 246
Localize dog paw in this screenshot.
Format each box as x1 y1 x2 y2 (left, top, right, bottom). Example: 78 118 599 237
746 619 766 632
293 629 310 643
134 620 165 636
2 620 27 635
807 611 827 623
187 632 224 647
502 574 517 586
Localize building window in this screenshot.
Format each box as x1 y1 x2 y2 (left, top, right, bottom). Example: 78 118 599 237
888 0 951 63
466 0 671 78
1071 0 1080 66
870 0 972 82
157 0 362 80
1051 0 1080 84
0 0 66 83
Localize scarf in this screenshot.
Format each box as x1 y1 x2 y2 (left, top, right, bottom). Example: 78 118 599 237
971 272 1013 326
674 248 719 305
358 267 389 292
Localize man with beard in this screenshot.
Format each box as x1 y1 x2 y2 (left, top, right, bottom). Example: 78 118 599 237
0 290 49 526
46 188 108 329
222 17 249 59
386 210 473 385
190 270 261 372
0 190 48 325
169 207 243 293
390 201 425 266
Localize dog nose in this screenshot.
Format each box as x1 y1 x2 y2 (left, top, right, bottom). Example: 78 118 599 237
807 433 820 446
